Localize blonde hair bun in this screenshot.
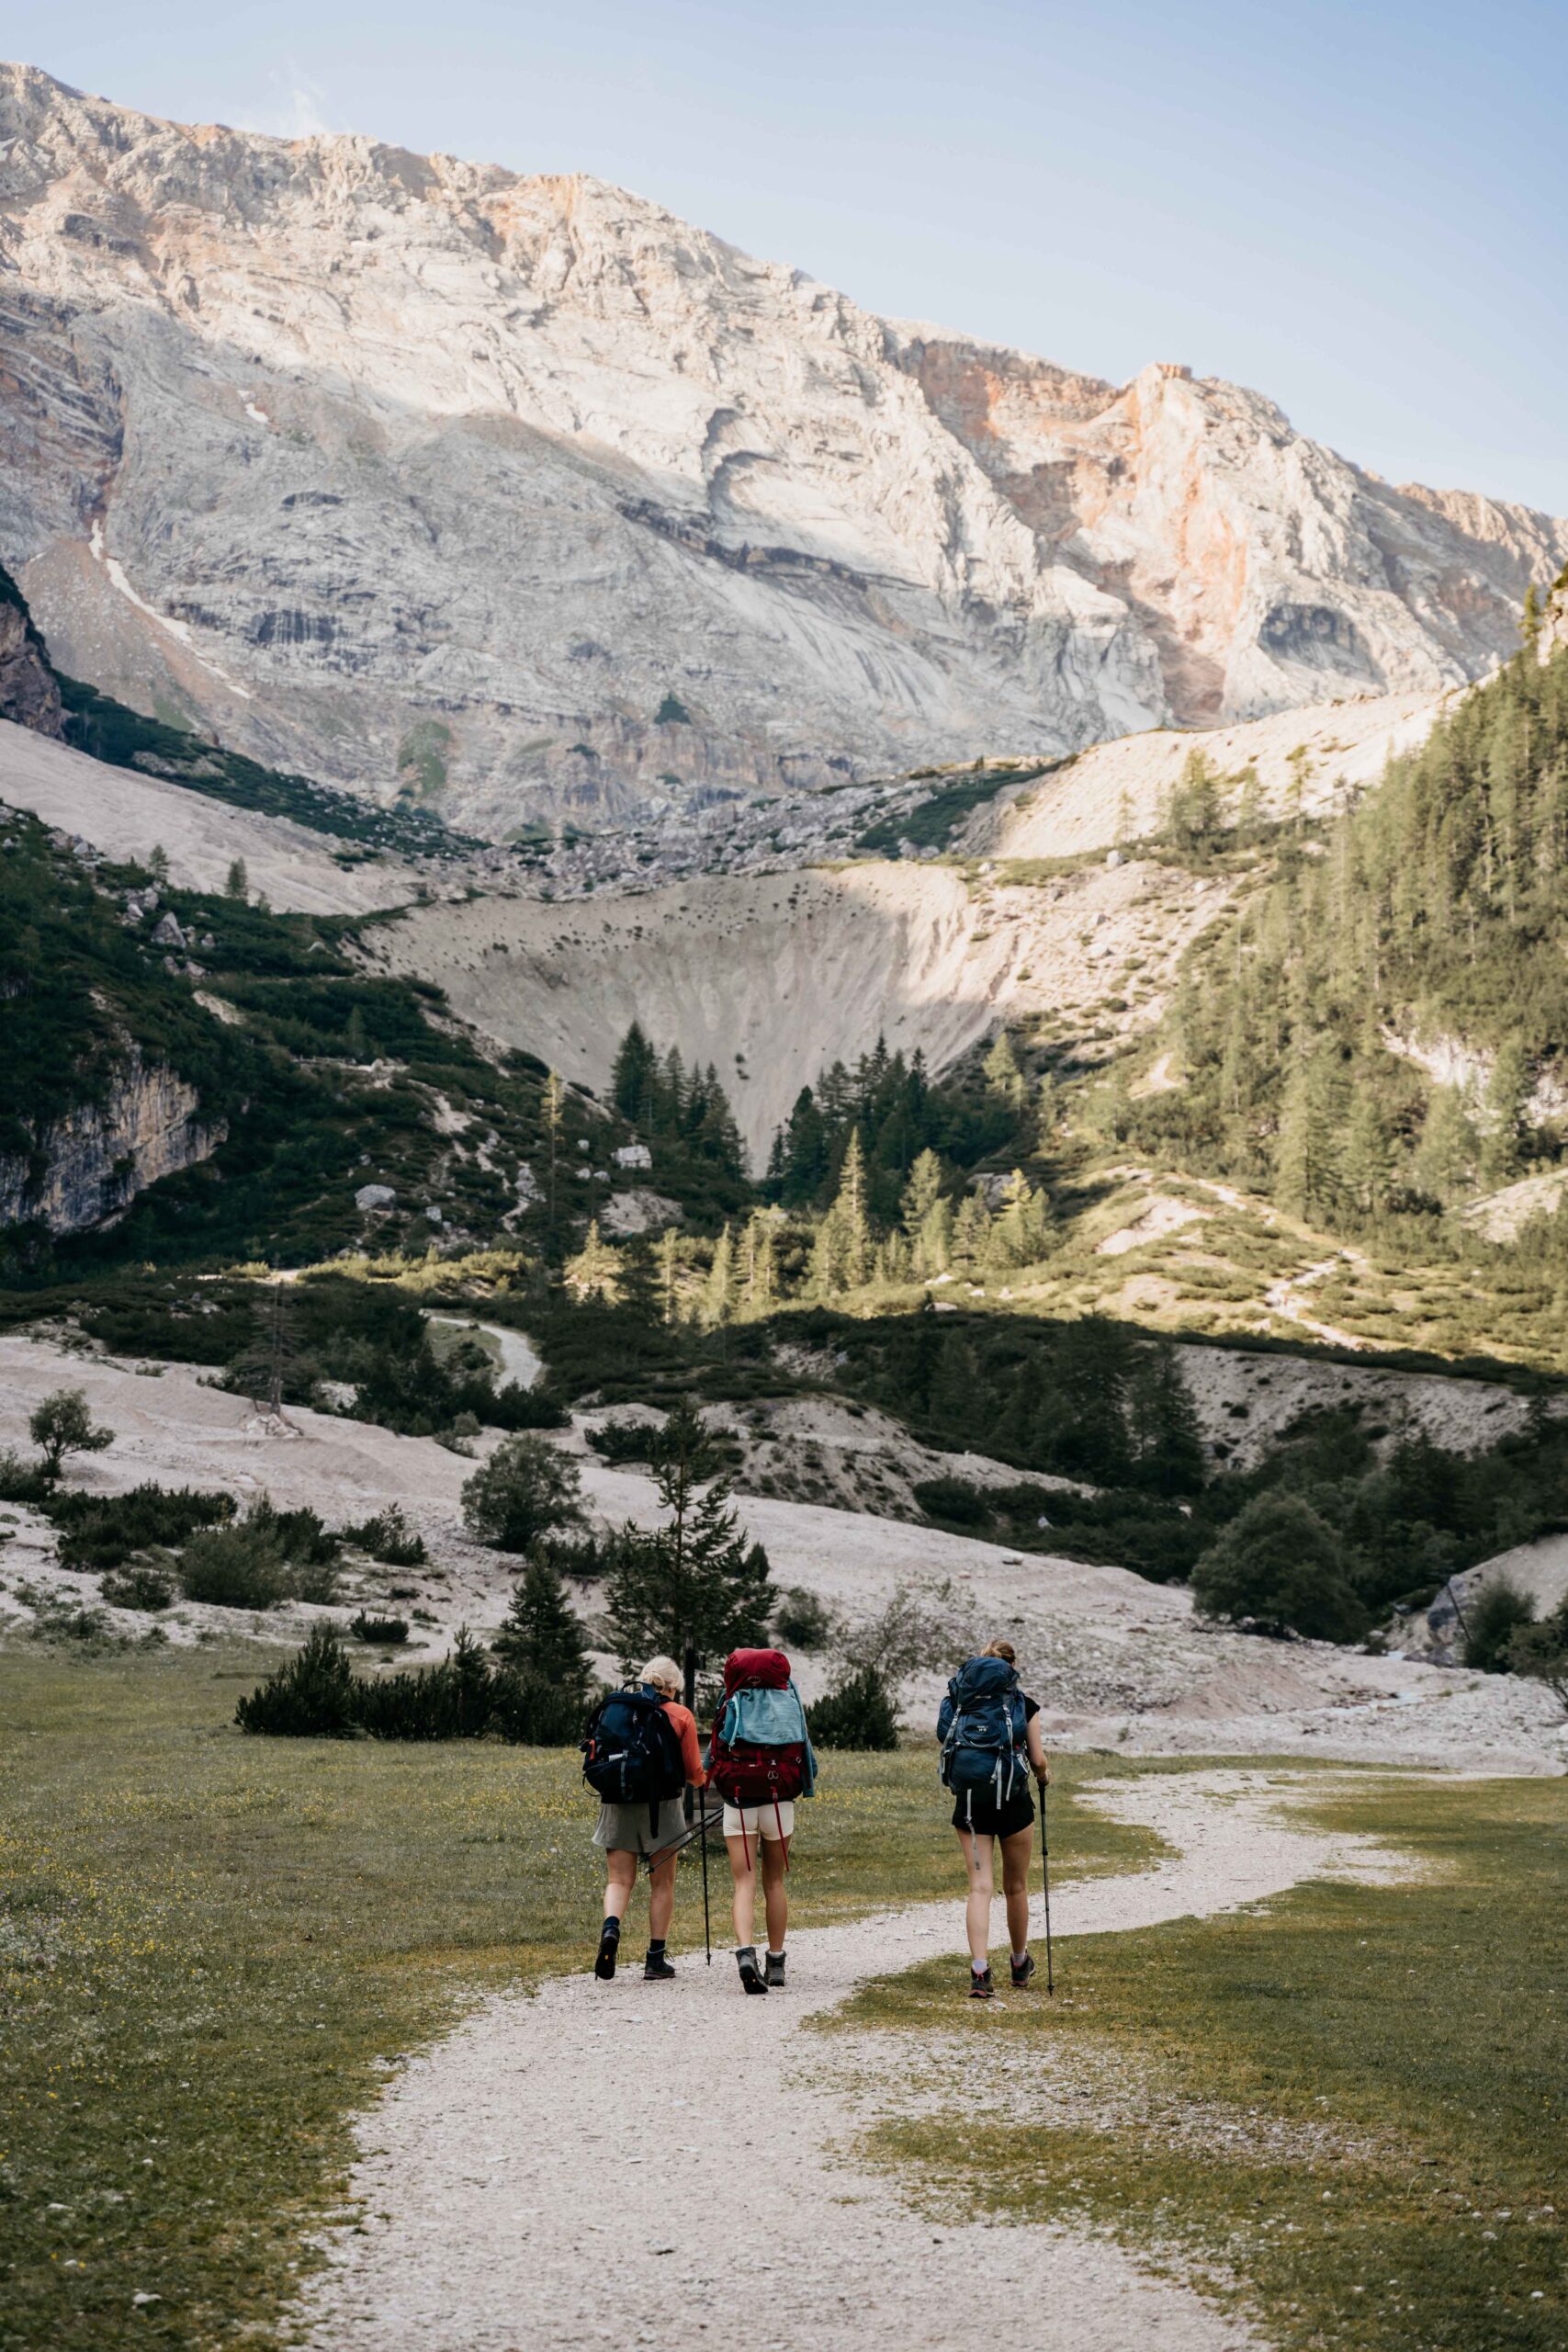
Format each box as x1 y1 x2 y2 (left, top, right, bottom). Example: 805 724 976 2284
641 1654 682 1693
982 1638 1018 1664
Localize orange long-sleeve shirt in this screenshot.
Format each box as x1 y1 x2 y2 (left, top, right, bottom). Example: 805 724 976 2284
661 1700 707 1787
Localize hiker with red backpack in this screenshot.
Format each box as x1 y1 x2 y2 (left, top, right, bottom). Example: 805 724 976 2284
583 1655 706 1983
708 1646 818 1996
937 1638 1051 1999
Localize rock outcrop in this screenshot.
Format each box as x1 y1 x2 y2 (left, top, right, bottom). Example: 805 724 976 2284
0 566 63 737
1 63 1564 832
0 1051 223 1233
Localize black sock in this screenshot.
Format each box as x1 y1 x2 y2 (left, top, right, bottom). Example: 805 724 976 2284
647 1938 666 1960
601 1916 621 1940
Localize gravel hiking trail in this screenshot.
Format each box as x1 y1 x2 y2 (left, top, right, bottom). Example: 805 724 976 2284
301 1770 1415 2352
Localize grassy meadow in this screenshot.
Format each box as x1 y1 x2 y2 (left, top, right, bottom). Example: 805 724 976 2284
840 1772 1568 2352
0 1645 1160 2352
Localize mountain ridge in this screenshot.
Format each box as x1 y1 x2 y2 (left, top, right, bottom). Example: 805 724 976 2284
3 60 1566 833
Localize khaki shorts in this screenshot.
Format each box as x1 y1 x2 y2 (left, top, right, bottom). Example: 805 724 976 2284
722 1799 795 1841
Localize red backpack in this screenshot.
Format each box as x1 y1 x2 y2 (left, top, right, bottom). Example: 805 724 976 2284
709 1648 813 1849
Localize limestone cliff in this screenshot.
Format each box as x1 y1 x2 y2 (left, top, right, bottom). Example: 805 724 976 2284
0 1051 223 1234
0 565 63 737
1 62 1563 831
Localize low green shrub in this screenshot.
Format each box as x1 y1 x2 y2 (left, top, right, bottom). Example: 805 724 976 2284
178 1505 340 1609
180 1520 292 1609
1508 1594 1568 1709
51 1483 232 1572
488 1668 594 1745
99 1562 175 1611
0 1447 51 1506
587 1420 657 1464
339 1505 426 1566
1191 1492 1368 1643
773 1584 836 1651
1463 1578 1537 1673
349 1629 495 1740
349 1611 410 1644
233 1625 361 1736
461 1434 585 1555
807 1665 900 1749
913 1476 992 1528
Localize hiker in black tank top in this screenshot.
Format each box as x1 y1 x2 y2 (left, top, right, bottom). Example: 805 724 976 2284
941 1638 1050 1999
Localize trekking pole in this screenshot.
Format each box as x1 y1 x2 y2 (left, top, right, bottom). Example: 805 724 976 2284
1040 1777 1055 1996
699 1792 712 1964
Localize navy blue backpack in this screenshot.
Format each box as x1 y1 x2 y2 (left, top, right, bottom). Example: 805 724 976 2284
581 1686 686 1833
937 1655 1028 1823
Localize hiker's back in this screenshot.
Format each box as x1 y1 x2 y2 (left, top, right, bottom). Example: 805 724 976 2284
710 1646 816 1806
582 1685 687 1816
938 1654 1027 1815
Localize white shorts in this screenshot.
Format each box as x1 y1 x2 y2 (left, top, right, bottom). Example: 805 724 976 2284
722 1799 795 1841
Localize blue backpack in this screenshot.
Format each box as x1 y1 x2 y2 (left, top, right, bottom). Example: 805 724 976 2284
581 1686 686 1833
937 1656 1028 1821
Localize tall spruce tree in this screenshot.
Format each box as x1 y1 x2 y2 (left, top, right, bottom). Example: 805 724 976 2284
491 1560 596 1743
604 1395 772 1673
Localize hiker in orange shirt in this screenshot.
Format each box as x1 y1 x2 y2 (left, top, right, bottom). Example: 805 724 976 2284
585 1656 705 1982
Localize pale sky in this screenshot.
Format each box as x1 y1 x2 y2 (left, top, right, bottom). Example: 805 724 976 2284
32 0 1568 514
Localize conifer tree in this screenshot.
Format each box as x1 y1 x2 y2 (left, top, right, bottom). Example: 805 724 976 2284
491 1559 596 1742
900 1148 945 1242
618 1233 661 1324
988 1169 1052 1268
657 1226 682 1325
983 1030 1026 1112
927 1333 984 1442
604 1396 772 1672
833 1129 872 1286
564 1217 617 1301
1341 1086 1394 1218
1129 1340 1205 1494
1481 1039 1529 1188
611 1021 657 1124
542 1069 565 1226
492 1558 593 1691
741 1210 776 1311
951 1190 992 1268
1415 1084 1479 1204
702 1224 735 1329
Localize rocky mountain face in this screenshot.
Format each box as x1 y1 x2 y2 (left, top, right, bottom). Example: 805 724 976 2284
0 565 62 736
0 1048 221 1235
1 62 1565 837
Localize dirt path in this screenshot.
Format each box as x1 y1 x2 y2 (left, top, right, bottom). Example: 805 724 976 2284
300 1770 1412 2352
424 1312 543 1391
1262 1252 1366 1350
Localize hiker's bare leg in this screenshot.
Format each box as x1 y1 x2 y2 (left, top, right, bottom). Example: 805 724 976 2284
956 1826 994 1965
603 1851 637 1924
1000 1823 1034 1954
727 1833 756 1947
648 1848 677 1941
761 1834 791 1950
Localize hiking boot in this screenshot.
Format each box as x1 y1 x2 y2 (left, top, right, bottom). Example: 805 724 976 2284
644 1951 676 1982
764 1950 786 1989
968 1966 995 2000
737 1948 769 1996
593 1924 619 1982
1010 1952 1036 1990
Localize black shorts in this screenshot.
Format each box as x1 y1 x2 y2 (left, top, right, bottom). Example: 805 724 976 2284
951 1784 1035 1840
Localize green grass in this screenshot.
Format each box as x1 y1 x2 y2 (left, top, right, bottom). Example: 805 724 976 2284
837 1773 1568 2352
0 1649 1163 2351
